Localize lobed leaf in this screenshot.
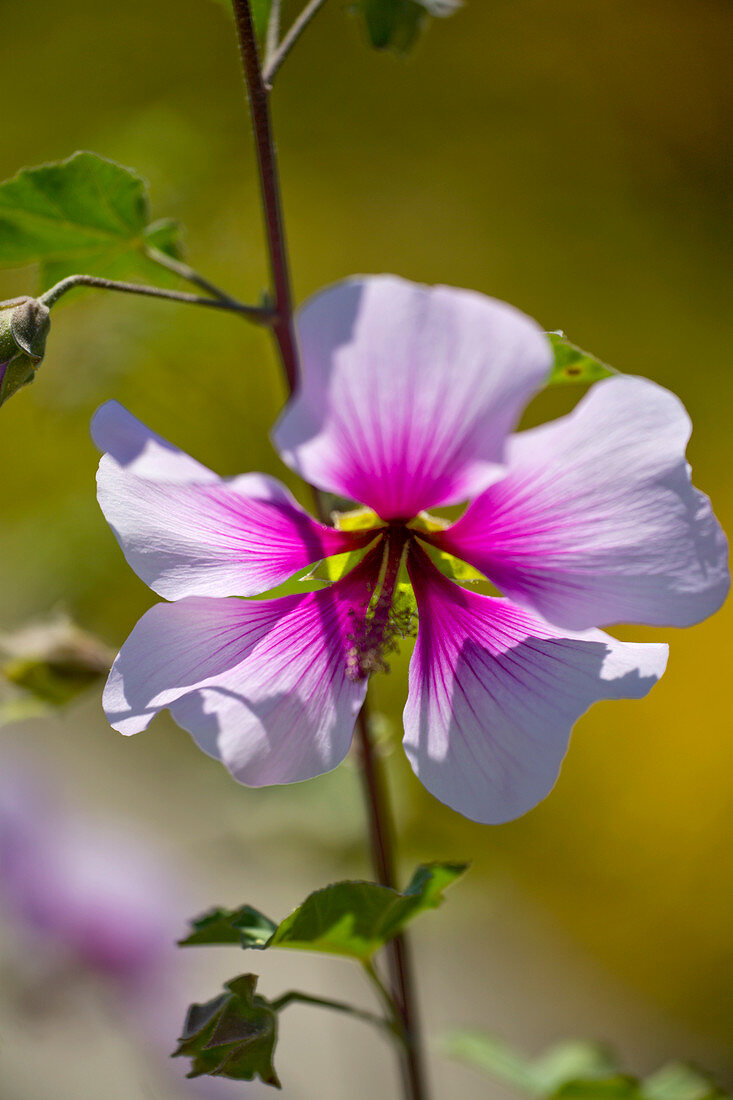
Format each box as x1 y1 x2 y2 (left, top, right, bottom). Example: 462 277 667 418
269 861 467 960
180 905 278 948
181 862 467 963
0 152 183 290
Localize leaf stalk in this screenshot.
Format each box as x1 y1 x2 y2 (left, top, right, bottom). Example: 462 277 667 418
38 274 273 321
263 0 332 86
271 989 395 1036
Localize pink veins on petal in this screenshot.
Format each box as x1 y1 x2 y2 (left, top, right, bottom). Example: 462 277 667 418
93 275 729 824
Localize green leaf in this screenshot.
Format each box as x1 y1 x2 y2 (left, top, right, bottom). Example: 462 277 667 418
269 861 467 961
547 332 615 386
0 152 184 291
353 0 460 54
173 974 281 1087
314 547 370 583
183 864 467 963
180 905 278 948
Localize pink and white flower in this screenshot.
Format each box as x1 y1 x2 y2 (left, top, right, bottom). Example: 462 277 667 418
93 276 729 824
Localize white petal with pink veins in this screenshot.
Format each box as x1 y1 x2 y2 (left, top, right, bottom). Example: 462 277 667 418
403 550 668 824
432 376 729 629
273 275 552 520
93 400 366 599
103 576 378 785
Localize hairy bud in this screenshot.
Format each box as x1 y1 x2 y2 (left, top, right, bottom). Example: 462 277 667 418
0 297 51 406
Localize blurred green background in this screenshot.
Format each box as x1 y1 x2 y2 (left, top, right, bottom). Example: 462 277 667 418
0 0 731 1096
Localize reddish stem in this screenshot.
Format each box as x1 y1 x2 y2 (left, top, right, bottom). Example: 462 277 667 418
229 6 429 1098
231 0 298 393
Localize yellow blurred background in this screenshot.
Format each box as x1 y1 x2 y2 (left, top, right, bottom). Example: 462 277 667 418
0 0 731 1096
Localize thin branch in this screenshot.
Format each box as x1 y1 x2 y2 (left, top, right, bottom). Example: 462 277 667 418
143 245 243 305
362 959 402 1033
38 274 273 322
262 0 331 86
270 989 393 1035
264 0 282 68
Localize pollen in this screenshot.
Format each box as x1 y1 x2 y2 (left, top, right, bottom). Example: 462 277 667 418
345 606 402 682
343 528 416 682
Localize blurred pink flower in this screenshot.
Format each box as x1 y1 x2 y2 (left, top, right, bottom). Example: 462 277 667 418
93 275 728 824
0 766 173 991
0 761 265 1098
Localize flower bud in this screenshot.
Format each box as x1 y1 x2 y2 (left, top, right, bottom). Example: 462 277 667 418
0 297 51 406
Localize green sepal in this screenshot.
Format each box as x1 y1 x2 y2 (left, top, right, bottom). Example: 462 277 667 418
311 507 383 583
408 514 486 585
179 905 277 948
0 297 50 405
173 974 281 1087
427 546 486 584
313 547 370 583
547 332 615 386
352 0 461 53
0 152 184 290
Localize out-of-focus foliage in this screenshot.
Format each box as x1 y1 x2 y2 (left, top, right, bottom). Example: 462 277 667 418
352 0 461 53
443 1032 729 1100
0 612 112 723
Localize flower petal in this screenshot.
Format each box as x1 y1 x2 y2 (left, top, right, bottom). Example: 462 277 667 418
403 548 668 824
91 400 216 483
103 580 373 786
431 376 730 630
93 400 366 599
273 276 552 520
